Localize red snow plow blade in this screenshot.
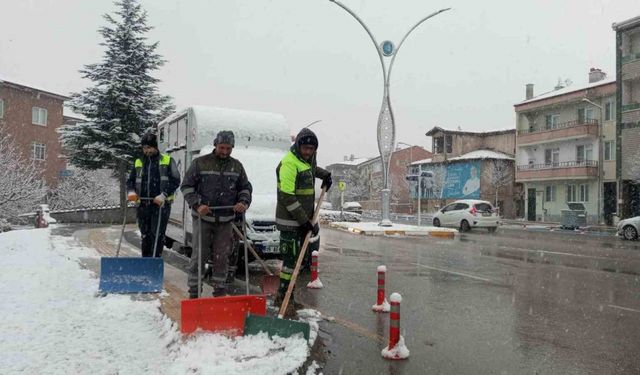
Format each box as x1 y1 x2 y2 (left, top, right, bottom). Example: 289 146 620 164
181 295 267 336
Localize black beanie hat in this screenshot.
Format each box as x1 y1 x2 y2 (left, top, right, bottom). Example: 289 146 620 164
295 128 319 149
141 133 158 148
214 130 235 147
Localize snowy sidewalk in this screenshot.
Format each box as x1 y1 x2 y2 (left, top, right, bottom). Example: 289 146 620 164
329 221 457 238
0 227 315 374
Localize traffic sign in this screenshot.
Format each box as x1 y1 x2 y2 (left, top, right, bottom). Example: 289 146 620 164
339 181 346 191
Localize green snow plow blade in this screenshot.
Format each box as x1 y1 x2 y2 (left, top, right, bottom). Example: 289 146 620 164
243 314 310 341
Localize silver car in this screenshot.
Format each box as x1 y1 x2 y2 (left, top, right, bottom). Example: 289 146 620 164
617 216 640 240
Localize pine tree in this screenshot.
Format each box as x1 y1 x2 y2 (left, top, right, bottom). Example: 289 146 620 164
59 0 174 206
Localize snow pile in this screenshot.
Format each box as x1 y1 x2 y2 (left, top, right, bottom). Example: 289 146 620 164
172 332 308 374
0 228 310 374
318 209 361 223
306 278 324 289
372 299 390 313
381 336 411 360
297 309 324 346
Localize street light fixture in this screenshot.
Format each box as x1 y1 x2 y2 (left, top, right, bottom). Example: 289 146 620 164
327 0 450 226
581 98 604 224
304 120 322 129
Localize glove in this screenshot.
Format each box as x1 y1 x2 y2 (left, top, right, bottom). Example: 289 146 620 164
153 193 166 207
321 174 332 191
301 221 320 237
127 191 139 202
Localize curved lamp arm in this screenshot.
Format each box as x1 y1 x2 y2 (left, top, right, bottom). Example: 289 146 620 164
388 8 451 84
328 0 387 84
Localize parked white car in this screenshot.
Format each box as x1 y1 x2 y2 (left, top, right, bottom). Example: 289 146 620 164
342 201 363 215
432 200 499 232
617 216 640 240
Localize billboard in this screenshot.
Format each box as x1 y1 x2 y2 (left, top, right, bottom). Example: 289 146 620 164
410 161 481 200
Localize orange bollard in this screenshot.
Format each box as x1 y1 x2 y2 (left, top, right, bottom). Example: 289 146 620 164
306 251 323 289
381 293 410 360
372 265 390 312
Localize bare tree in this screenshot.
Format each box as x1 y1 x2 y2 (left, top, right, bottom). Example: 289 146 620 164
0 128 47 220
485 159 513 209
48 169 120 210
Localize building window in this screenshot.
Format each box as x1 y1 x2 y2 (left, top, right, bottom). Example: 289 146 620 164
567 184 589 202
604 141 615 161
605 101 613 121
578 107 595 123
576 144 593 163
545 185 556 202
0 99 4 118
32 107 48 126
579 184 589 202
433 137 444 154
31 142 46 161
445 134 453 154
567 184 576 202
159 127 165 143
544 148 559 166
545 114 560 129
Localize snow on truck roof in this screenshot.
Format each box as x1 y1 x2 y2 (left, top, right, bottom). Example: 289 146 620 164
161 105 291 150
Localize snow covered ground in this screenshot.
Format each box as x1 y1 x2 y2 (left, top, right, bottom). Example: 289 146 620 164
0 227 317 375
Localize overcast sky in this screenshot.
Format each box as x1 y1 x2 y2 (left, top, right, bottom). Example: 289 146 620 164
1 0 639 165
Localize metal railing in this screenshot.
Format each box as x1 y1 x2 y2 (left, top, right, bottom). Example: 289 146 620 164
518 118 598 135
517 160 598 171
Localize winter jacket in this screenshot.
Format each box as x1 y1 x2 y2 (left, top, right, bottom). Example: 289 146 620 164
126 153 181 203
275 129 329 232
180 151 252 223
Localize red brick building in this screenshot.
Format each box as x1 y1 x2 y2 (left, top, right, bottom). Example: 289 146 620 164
0 78 68 187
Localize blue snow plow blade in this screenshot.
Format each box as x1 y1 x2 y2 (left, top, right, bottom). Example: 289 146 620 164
99 257 164 293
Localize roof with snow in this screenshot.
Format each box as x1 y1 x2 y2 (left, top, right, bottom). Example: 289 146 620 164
425 126 515 137
328 157 373 167
0 75 69 101
612 15 640 31
448 149 514 161
516 77 616 106
411 150 513 165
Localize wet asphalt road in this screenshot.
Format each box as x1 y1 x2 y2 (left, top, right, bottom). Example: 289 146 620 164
296 227 640 375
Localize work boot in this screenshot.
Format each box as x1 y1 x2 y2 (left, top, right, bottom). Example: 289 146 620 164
188 293 198 299
212 285 229 297
273 291 304 315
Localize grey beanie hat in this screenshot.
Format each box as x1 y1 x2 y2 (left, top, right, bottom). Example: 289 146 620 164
214 130 235 147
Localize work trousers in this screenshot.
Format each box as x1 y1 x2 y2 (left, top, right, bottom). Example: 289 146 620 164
278 230 320 295
137 203 171 257
188 218 233 294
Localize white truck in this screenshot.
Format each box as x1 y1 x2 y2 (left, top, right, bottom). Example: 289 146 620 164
157 105 290 264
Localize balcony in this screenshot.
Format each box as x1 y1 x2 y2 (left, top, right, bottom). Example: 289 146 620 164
516 160 598 182
517 119 598 146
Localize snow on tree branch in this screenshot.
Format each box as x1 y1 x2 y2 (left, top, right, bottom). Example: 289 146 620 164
0 127 47 220
48 169 120 210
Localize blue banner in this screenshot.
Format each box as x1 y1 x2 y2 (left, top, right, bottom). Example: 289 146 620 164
410 161 481 199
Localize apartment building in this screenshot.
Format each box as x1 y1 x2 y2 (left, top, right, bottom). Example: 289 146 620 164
0 78 68 187
514 69 616 224
613 16 640 219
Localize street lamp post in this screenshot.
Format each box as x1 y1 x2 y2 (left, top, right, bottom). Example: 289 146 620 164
328 0 450 226
304 119 322 129
582 98 604 225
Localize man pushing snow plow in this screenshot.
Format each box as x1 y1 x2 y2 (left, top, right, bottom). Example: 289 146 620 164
244 128 331 340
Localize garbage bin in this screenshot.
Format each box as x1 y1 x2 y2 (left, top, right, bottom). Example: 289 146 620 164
561 202 587 230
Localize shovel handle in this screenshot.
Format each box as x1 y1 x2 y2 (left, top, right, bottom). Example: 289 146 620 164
231 223 275 276
278 188 326 319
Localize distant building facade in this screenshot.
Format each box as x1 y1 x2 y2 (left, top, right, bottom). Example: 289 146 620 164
0 78 68 187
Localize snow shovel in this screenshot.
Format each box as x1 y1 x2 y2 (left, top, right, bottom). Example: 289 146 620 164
99 199 164 293
180 206 266 335
231 222 280 295
243 188 326 341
